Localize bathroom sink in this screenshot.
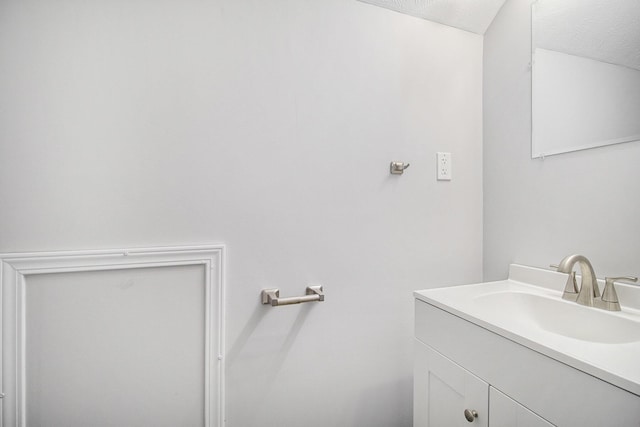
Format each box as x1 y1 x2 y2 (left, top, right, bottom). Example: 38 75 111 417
474 291 640 344
414 264 640 396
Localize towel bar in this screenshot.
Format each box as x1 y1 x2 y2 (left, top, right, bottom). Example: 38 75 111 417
261 286 324 307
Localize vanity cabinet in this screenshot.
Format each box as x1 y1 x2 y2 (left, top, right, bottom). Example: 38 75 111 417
415 340 552 427
414 299 640 427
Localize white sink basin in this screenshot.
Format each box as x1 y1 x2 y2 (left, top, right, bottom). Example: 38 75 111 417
414 264 640 396
474 291 640 344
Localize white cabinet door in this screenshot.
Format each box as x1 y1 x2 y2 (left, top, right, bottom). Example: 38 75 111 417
489 387 555 427
414 340 489 427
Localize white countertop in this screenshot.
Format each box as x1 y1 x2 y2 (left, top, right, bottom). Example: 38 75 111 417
414 264 640 396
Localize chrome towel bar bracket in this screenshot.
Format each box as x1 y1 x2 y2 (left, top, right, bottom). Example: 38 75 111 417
261 286 324 307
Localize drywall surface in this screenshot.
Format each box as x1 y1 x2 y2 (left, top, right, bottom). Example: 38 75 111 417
0 1 483 426
483 0 640 281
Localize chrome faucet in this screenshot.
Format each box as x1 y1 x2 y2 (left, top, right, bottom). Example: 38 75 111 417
555 254 638 311
556 254 600 306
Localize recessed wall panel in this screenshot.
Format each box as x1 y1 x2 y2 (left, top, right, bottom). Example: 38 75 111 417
24 265 206 427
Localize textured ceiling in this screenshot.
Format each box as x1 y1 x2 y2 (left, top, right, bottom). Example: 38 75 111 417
357 0 507 35
534 0 640 71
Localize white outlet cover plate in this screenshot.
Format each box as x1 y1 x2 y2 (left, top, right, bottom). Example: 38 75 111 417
437 152 452 181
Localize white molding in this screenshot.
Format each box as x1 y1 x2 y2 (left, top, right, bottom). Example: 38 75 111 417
0 245 225 427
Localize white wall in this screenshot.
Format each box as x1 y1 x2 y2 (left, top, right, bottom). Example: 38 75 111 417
0 1 483 426
483 0 640 280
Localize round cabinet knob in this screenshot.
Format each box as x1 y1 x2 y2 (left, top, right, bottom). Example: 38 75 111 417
464 409 478 422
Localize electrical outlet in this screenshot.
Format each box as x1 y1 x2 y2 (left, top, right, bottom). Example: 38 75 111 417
437 152 452 181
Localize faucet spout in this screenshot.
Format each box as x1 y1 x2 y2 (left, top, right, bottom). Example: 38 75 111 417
557 254 600 306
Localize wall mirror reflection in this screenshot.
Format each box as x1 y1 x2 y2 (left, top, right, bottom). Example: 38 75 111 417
531 0 640 158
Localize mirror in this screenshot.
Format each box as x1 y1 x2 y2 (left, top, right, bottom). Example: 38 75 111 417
531 0 640 158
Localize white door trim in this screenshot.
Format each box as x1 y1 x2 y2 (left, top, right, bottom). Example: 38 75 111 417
0 244 225 427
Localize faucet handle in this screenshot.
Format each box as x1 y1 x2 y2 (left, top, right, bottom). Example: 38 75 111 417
605 276 638 284
553 263 579 301
561 271 579 301
599 276 638 311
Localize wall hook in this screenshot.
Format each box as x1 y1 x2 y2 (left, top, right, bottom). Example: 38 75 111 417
390 161 410 175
